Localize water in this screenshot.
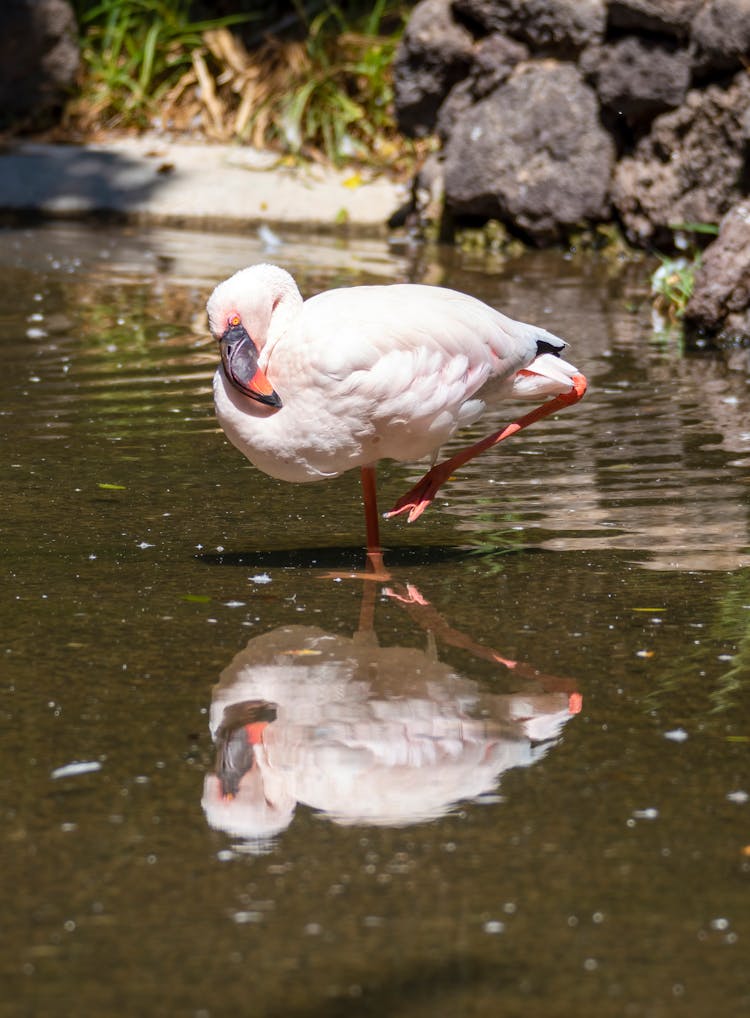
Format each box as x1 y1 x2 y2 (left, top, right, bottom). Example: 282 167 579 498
1 222 749 1017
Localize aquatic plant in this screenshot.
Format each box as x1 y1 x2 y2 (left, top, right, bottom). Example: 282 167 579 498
651 256 696 321
651 222 719 322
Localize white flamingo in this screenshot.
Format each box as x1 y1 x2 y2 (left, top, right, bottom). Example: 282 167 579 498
207 264 587 557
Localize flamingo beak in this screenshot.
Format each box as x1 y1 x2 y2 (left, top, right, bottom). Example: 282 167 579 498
219 322 282 409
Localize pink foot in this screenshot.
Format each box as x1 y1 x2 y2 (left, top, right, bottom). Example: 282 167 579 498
384 467 446 523
320 550 391 582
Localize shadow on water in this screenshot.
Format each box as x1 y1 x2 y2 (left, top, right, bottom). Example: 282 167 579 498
195 544 550 571
263 954 517 1018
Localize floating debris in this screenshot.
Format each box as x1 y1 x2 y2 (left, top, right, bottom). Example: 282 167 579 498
232 911 263 924
664 728 688 742
51 761 102 780
258 225 282 251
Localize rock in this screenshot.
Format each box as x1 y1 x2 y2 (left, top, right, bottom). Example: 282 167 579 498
395 0 750 251
452 0 606 55
437 33 528 139
442 61 615 242
0 0 79 125
607 0 701 39
612 73 750 247
684 203 750 343
691 0 750 75
586 36 691 127
393 0 475 137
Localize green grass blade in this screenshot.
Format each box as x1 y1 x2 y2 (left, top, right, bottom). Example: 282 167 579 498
139 20 161 93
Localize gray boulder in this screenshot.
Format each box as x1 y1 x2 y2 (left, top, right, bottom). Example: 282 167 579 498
684 203 750 343
613 73 750 246
394 0 750 251
437 33 529 139
442 61 615 242
0 0 79 125
393 0 475 137
452 0 606 55
607 0 702 39
692 0 750 75
584 36 691 127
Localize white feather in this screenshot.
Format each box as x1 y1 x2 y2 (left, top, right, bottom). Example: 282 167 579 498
208 265 582 483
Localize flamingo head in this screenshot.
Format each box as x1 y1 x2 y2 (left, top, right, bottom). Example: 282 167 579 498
207 264 297 410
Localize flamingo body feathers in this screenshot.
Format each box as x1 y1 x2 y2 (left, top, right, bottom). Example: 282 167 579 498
208 265 580 486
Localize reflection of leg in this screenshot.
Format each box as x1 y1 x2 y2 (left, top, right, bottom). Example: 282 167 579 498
387 585 581 707
386 373 588 522
358 576 377 632
382 583 430 606
387 588 509 665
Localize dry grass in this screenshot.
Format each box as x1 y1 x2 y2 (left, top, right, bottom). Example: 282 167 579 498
66 3 421 174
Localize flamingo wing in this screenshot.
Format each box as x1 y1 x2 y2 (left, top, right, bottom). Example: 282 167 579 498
271 284 561 458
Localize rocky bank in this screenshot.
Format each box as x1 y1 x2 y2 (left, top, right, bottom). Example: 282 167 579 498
2 0 749 343
394 0 750 341
394 0 750 250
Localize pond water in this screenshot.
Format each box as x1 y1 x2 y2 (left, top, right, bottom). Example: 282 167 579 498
1 222 749 1018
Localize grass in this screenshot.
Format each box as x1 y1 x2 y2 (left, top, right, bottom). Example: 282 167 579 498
68 0 416 170
262 0 402 164
69 0 252 131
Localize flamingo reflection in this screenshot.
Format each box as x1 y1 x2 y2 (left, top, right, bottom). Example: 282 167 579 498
202 585 581 845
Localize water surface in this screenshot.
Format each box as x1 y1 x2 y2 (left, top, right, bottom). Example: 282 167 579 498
1 223 749 1017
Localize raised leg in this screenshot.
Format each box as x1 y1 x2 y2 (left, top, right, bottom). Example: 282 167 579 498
385 372 588 523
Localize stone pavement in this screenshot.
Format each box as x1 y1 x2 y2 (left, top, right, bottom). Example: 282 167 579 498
0 136 404 232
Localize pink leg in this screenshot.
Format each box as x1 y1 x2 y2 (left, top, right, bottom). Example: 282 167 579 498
361 465 382 556
385 372 588 523
321 466 390 580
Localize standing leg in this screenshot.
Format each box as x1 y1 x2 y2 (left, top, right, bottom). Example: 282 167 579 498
385 373 587 523
360 465 386 573
321 466 389 580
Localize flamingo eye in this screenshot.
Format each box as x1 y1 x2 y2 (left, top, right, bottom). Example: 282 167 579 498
229 314 241 327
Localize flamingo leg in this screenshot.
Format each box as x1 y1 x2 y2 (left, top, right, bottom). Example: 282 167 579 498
360 465 383 558
319 467 390 579
385 372 588 523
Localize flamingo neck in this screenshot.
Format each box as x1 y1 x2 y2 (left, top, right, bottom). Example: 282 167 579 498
261 267 304 366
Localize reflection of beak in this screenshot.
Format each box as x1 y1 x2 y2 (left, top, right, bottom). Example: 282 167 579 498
216 727 255 798
219 322 282 409
215 700 277 798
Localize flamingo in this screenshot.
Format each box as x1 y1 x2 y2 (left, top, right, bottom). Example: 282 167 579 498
207 264 587 562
